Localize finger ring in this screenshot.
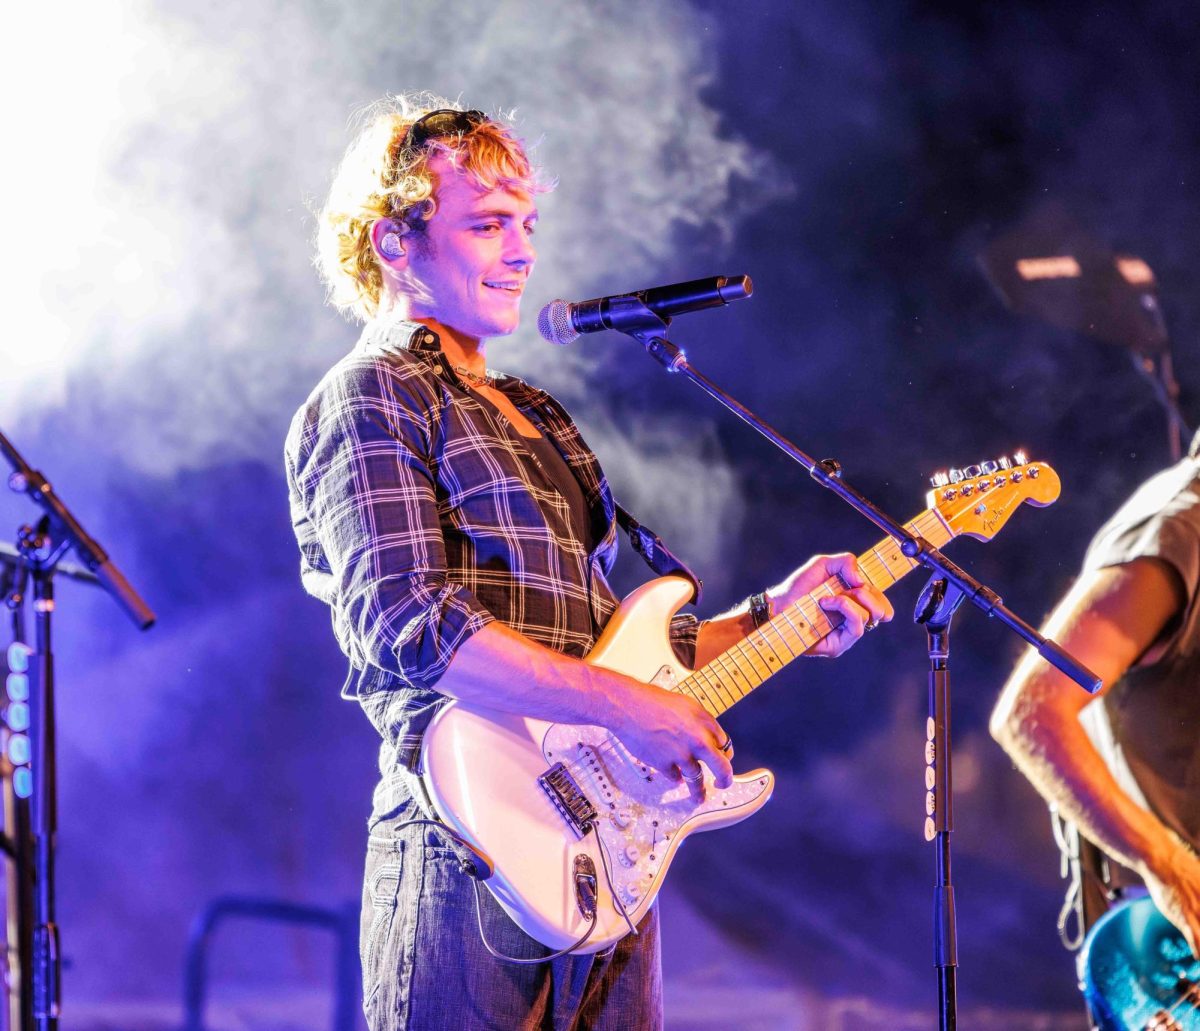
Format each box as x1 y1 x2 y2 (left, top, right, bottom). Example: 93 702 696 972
718 735 733 753
681 764 704 784
865 620 879 632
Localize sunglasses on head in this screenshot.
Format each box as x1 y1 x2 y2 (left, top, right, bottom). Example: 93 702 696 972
403 108 486 151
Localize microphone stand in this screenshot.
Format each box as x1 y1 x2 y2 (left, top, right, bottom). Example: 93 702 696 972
914 576 967 1030
609 309 1099 1028
0 429 155 1031
1129 292 1191 463
1128 349 1190 463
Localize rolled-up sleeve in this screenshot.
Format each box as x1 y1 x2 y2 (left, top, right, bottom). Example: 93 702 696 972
668 613 700 669
286 357 495 691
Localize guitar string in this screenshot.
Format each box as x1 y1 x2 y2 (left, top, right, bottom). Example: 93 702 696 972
1143 983 1200 1026
551 530 927 784
1162 976 1200 1020
550 521 938 787
552 578 864 784
608 511 932 731
589 481 1009 749
637 480 1008 728
657 525 922 722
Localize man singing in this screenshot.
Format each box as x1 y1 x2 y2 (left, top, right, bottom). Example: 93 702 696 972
286 96 892 1030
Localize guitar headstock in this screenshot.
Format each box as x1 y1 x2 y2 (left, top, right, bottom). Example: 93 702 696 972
927 452 1060 541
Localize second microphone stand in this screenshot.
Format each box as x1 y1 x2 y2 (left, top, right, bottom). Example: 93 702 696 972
0 430 155 1031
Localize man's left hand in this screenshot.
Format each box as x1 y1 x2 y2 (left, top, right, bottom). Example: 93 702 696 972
775 552 893 658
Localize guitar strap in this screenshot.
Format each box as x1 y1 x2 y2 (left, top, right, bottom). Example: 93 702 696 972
614 504 702 606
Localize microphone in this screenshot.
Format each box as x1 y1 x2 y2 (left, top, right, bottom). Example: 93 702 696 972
537 274 752 344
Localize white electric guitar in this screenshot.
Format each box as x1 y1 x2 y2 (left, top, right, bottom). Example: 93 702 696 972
420 457 1060 953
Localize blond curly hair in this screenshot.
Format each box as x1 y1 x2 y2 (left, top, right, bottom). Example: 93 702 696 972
315 94 550 324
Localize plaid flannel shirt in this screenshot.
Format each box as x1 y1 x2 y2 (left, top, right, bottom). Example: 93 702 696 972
285 316 699 801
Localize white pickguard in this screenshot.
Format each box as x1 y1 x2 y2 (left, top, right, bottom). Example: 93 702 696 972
542 720 771 915
420 576 775 954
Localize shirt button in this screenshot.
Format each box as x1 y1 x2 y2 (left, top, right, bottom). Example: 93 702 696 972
423 333 435 344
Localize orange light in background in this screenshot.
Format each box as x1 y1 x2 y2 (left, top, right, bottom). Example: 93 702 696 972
1116 256 1155 285
1015 256 1082 280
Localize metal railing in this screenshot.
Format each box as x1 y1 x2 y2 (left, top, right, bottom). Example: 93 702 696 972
182 896 358 1031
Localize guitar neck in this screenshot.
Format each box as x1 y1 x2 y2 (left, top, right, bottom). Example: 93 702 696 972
680 508 954 717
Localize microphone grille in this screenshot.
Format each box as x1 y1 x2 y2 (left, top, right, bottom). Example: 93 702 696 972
537 300 578 345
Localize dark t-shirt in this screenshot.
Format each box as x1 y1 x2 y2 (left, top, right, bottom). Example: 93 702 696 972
520 432 595 555
1082 454 1200 850
471 389 595 554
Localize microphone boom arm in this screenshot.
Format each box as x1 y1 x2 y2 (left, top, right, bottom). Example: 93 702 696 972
617 310 1099 695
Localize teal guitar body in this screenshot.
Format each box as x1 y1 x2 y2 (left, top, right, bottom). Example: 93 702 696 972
1080 896 1200 1030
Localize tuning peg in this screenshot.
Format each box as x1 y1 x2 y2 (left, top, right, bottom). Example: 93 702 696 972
962 464 982 479
1013 449 1028 466
948 468 964 484
979 460 999 474
929 471 950 488
996 456 1012 470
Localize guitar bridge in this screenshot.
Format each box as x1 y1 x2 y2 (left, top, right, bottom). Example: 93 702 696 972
538 762 597 838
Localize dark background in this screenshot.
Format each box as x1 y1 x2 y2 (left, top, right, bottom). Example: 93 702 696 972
3 1 1197 1027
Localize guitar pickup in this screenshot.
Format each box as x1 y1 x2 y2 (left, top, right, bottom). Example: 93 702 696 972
538 762 597 838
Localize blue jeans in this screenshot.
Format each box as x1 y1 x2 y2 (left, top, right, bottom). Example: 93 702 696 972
361 808 663 1030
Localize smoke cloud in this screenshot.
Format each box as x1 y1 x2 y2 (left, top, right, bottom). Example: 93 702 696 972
4 0 774 490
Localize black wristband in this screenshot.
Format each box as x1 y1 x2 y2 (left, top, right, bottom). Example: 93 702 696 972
748 591 773 629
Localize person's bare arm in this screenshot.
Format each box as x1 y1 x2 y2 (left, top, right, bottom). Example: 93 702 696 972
989 557 1200 951
438 620 737 787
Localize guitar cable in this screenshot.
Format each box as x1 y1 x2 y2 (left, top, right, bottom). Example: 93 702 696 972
594 822 639 941
393 816 614 963
470 824 608 964
387 817 496 881
470 879 598 964
392 787 648 964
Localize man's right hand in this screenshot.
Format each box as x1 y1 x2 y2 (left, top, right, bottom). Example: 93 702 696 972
440 622 734 789
606 676 734 790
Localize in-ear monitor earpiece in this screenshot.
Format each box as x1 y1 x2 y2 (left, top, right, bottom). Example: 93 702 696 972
379 232 404 259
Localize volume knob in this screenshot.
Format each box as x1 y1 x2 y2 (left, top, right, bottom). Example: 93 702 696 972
611 809 634 829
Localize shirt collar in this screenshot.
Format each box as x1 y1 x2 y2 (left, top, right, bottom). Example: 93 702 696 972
357 313 534 397
357 313 442 357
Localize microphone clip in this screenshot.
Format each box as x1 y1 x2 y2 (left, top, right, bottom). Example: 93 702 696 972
631 327 687 373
